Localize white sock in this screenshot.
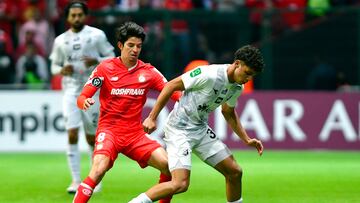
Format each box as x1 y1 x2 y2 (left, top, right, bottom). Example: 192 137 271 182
129 193 152 203
228 197 243 203
67 144 81 183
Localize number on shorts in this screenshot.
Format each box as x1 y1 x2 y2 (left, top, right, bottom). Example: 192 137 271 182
97 132 106 142
206 128 216 139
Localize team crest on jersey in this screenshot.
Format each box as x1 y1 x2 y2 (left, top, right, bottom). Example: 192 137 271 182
138 75 146 83
92 77 103 87
190 68 201 77
73 44 81 50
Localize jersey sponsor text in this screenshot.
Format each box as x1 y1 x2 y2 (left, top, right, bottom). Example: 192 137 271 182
110 88 145 96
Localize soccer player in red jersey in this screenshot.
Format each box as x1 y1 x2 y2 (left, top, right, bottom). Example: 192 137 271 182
73 22 180 203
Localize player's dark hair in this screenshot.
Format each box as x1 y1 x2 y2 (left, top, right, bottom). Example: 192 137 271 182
64 1 88 18
234 45 265 73
115 22 146 44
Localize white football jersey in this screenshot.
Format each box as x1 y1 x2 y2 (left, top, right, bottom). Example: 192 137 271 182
49 25 115 94
168 64 243 130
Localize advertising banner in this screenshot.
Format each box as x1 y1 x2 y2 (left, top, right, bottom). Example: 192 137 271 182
0 90 359 151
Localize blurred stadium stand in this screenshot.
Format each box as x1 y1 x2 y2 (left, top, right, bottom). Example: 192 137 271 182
0 2 359 91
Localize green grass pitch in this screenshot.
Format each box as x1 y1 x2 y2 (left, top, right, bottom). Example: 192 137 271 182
0 150 359 203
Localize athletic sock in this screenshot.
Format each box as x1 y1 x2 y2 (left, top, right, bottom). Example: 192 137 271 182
228 197 243 203
67 144 81 183
129 193 153 203
73 177 96 203
159 173 172 203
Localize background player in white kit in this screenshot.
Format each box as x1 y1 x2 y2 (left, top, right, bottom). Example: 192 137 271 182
142 45 264 203
49 1 115 194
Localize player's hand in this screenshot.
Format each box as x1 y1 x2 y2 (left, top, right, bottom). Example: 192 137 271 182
82 56 98 68
83 98 95 111
143 117 157 134
247 138 264 156
61 65 74 76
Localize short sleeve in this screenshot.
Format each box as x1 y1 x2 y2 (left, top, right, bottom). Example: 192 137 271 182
181 66 209 90
226 85 243 107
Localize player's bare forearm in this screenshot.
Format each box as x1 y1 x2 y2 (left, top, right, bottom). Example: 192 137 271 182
222 104 264 155
221 105 250 143
148 76 184 120
144 77 184 133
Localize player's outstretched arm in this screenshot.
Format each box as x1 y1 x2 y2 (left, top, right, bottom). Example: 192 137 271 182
143 76 185 134
221 103 263 156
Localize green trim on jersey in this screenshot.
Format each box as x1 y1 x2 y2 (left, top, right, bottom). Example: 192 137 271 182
190 68 202 78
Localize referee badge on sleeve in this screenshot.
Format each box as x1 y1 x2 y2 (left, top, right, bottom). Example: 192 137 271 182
92 77 103 87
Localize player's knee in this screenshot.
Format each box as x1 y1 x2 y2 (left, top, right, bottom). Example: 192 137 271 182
172 180 190 194
85 135 95 146
68 129 79 144
226 165 243 181
158 160 170 175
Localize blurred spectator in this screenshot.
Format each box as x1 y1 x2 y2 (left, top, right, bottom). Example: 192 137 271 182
46 0 70 36
15 30 45 60
0 0 17 45
0 39 14 84
275 0 307 30
15 42 49 88
0 29 14 57
245 0 273 43
306 59 337 90
193 32 216 63
18 7 55 56
17 0 46 23
164 0 193 78
118 0 140 11
215 0 244 12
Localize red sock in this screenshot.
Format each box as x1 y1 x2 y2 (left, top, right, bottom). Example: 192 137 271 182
73 177 97 203
159 173 173 203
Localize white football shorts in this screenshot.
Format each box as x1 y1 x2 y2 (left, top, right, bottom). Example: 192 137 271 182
164 124 232 171
62 93 99 135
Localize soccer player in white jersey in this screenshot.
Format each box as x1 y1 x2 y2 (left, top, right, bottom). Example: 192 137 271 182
142 45 264 203
49 1 115 194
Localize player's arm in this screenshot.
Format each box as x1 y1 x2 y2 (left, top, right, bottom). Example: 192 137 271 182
49 39 74 76
151 68 182 101
77 67 103 111
77 85 97 111
82 31 115 68
221 103 263 156
143 76 185 133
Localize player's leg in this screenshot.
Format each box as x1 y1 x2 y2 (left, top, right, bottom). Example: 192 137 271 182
213 155 243 203
124 131 191 203
73 154 111 203
195 126 243 203
82 102 101 192
146 132 172 203
63 94 83 193
73 131 118 203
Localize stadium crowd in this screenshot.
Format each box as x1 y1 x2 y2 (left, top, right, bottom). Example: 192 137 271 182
0 0 358 89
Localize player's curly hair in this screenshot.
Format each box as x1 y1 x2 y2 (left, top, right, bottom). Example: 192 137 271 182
64 1 88 18
234 45 265 73
116 22 146 44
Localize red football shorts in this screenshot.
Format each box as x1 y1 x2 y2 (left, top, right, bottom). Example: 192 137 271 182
93 129 161 169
